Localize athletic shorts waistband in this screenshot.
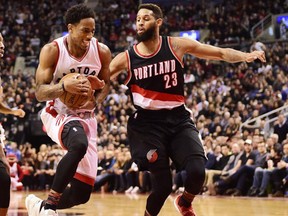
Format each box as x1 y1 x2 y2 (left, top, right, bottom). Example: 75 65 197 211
136 105 186 117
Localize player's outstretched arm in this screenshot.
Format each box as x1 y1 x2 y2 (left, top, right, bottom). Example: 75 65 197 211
109 51 128 80
171 37 266 64
94 43 112 104
0 103 25 118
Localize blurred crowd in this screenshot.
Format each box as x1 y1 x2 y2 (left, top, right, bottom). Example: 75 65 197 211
0 0 288 197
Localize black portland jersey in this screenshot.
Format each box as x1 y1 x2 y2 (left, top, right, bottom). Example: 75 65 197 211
125 36 185 110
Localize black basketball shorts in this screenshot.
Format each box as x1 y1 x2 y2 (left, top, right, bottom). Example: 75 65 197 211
127 105 206 172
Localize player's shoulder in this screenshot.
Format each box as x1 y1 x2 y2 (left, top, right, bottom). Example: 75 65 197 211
97 41 112 59
41 40 59 54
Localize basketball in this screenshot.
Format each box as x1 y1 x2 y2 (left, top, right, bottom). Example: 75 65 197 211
59 73 93 109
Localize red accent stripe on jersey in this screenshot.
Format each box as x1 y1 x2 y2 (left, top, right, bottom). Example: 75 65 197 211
168 36 184 68
134 36 162 58
74 172 95 186
95 39 102 69
124 50 132 85
131 84 184 102
53 41 60 73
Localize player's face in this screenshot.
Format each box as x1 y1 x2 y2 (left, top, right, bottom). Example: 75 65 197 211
136 9 159 42
69 18 95 50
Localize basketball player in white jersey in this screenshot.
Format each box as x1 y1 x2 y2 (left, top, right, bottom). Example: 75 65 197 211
0 33 25 216
25 4 111 216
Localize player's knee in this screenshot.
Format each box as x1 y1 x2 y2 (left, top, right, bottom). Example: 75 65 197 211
185 157 206 180
62 122 88 159
69 133 88 159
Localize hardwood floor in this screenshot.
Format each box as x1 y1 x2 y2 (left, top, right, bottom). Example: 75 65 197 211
8 191 288 216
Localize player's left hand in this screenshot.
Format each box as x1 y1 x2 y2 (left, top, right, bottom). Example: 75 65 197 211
13 109 26 118
87 76 105 90
245 50 266 63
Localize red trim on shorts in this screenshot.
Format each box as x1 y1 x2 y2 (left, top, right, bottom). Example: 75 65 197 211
58 123 67 150
74 172 95 186
45 101 58 118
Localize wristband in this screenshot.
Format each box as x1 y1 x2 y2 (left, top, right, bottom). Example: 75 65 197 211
62 82 66 92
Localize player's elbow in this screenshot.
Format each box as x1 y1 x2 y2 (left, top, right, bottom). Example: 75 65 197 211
35 91 45 102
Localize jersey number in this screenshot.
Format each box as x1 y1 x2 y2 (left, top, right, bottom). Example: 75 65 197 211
164 72 177 89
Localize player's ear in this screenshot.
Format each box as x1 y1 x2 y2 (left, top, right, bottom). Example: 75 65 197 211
67 24 73 33
156 18 163 27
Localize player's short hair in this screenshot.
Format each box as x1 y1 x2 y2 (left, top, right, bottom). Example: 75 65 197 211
64 3 95 25
138 3 163 19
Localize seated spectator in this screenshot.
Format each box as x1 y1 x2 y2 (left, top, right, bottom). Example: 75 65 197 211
7 153 24 191
217 141 269 196
273 113 288 144
271 142 288 197
203 144 231 195
20 158 35 190
248 144 282 197
94 150 116 192
208 142 242 195
33 153 49 190
112 151 128 193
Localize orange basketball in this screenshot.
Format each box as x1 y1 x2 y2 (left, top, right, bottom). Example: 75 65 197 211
59 73 92 109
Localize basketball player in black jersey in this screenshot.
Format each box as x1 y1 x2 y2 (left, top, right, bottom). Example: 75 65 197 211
0 33 26 216
110 3 266 216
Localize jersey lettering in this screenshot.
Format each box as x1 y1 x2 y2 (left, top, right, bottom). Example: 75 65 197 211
133 59 176 80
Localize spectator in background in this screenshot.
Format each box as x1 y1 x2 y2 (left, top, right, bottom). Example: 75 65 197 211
273 113 288 144
219 141 269 196
250 40 267 52
5 141 22 162
248 144 282 197
203 143 231 195
208 142 242 195
271 142 288 197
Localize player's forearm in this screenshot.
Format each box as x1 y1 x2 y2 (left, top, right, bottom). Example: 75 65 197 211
35 82 65 102
0 102 16 115
221 48 247 63
95 81 110 103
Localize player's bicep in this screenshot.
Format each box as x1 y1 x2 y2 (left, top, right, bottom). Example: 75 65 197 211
176 37 223 60
36 43 58 85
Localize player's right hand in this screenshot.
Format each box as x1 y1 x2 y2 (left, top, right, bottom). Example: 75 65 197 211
64 74 91 96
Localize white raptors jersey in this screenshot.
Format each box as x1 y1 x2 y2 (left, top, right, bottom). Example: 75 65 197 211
50 36 102 114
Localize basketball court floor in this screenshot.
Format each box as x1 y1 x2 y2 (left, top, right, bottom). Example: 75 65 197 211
8 190 288 216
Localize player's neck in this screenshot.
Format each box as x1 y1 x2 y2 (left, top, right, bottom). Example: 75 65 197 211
137 36 161 55
66 37 86 58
